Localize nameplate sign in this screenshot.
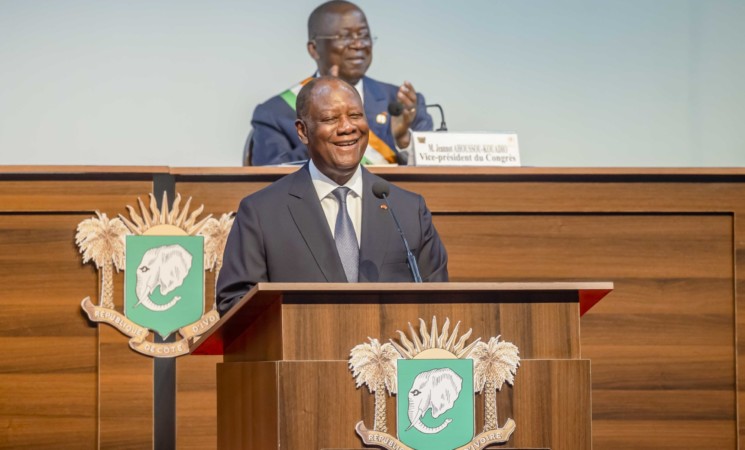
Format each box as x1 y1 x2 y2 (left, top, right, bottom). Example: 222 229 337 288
411 132 520 167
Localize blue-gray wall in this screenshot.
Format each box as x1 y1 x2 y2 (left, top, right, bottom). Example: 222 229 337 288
1 0 743 167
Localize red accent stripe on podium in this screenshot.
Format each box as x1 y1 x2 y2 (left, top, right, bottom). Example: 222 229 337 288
579 289 612 316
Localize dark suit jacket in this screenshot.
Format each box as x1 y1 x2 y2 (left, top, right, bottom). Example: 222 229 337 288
249 76 433 165
216 165 448 314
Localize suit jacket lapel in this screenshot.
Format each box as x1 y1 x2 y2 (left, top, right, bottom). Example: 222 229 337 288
359 168 392 282
363 77 391 141
287 166 348 282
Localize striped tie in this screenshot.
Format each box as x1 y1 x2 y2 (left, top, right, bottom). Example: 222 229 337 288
331 187 359 282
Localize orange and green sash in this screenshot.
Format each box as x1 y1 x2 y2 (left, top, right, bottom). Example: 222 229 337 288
279 76 314 110
280 78 397 165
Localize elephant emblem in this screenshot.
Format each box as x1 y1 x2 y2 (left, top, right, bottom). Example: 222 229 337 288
406 367 463 434
134 244 193 312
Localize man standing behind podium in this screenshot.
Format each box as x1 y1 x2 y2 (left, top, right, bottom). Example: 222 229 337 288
217 77 448 314
248 0 433 166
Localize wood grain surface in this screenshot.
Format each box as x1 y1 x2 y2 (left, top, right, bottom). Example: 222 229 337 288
276 300 579 361
0 177 152 449
174 168 742 450
210 284 591 362
0 215 96 448
510 360 592 450
2 167 744 450
217 360 588 450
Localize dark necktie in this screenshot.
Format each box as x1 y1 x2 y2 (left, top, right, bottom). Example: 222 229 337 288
331 187 359 282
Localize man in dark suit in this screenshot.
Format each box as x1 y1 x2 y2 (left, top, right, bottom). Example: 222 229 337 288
247 0 433 166
218 76 448 314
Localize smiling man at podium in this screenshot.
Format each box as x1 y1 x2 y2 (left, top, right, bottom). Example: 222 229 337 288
218 77 448 314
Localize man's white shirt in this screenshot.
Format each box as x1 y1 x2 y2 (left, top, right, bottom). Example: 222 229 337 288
309 160 363 245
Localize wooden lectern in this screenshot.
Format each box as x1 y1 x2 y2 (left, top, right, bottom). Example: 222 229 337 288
191 282 611 450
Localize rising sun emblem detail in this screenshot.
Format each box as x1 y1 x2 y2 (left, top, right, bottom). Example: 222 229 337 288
350 317 520 450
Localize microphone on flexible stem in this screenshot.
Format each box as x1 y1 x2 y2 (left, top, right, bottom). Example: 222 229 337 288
388 100 447 132
387 101 404 117
372 181 423 283
425 104 447 132
386 101 409 165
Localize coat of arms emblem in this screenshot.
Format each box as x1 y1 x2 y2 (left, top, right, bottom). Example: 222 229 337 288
76 193 233 357
350 317 520 450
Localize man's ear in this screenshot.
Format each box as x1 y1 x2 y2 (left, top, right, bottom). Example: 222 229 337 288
295 119 309 145
307 41 320 61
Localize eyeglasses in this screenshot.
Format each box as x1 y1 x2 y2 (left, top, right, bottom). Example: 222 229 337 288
312 31 377 47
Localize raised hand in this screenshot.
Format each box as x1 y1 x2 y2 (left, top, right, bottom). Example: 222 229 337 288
391 81 418 148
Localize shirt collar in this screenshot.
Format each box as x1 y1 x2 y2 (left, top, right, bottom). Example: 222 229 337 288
354 77 364 104
308 160 364 200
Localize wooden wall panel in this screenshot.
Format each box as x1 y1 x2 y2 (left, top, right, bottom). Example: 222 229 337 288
176 355 220 450
216 361 279 449
174 181 270 216
393 180 745 213
739 214 745 444
98 325 153 449
0 179 158 212
439 215 732 280
0 176 154 450
277 362 363 450
592 420 735 449
176 262 220 449
173 170 744 449
511 360 592 450
276 301 579 361
3 168 745 449
0 214 98 449
437 214 736 449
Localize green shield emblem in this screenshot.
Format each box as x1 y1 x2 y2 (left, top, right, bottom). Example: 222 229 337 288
397 359 474 449
125 235 204 338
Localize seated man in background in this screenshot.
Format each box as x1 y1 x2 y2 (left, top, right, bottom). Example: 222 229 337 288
218 76 448 314
247 0 433 166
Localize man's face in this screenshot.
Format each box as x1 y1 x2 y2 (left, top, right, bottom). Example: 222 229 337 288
308 6 373 85
296 80 369 185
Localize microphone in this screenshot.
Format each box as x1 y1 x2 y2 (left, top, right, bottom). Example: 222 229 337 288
386 101 409 165
425 104 447 132
372 181 423 283
390 101 448 132
388 101 404 117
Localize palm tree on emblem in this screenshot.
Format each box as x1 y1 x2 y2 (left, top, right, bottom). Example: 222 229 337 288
349 338 401 433
75 211 129 309
469 336 520 431
198 213 234 309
